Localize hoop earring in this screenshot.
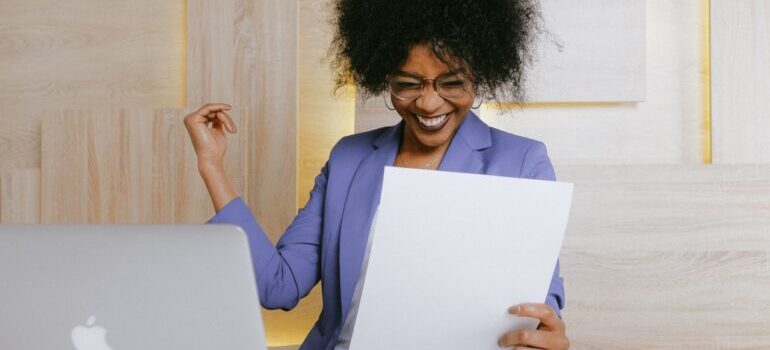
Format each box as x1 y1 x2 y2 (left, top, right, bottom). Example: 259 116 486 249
472 96 483 109
383 94 395 111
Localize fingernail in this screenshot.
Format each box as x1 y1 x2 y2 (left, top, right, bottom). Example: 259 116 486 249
508 305 520 314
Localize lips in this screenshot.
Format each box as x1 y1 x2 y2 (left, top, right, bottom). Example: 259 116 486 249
414 112 451 132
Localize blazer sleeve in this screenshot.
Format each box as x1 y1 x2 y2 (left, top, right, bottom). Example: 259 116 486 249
206 162 329 311
521 141 566 317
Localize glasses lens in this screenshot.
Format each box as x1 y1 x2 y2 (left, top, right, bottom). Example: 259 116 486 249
436 74 469 99
390 76 422 100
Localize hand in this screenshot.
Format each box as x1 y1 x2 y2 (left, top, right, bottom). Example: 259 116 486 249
498 303 569 349
183 103 237 170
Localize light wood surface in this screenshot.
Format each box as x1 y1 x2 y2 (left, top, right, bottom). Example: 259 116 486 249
557 164 770 252
232 0 298 241
40 109 247 224
0 169 40 223
0 0 184 108
187 0 235 105
558 164 770 349
0 108 41 170
711 0 770 164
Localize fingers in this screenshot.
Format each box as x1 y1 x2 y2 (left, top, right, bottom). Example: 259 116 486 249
186 103 237 134
218 111 237 133
509 303 564 333
498 327 570 349
498 328 548 349
195 102 231 117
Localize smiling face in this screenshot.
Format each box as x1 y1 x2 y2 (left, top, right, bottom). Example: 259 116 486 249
391 43 474 152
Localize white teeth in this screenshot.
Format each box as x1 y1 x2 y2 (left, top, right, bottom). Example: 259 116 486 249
416 113 449 128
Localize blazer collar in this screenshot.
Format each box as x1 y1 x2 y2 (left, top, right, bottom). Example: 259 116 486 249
338 111 491 320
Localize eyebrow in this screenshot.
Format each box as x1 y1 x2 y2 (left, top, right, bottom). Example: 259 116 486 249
393 69 463 79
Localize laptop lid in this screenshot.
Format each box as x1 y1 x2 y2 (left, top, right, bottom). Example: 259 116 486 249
0 224 267 350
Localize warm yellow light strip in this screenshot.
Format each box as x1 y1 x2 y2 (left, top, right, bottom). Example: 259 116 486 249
701 0 712 164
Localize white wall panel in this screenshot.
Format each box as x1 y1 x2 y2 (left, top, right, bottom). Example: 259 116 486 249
711 0 770 164
526 0 646 102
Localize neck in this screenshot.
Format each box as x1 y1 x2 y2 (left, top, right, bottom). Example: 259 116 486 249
400 133 447 156
396 128 450 169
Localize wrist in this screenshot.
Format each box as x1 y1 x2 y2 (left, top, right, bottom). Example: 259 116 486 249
198 160 224 177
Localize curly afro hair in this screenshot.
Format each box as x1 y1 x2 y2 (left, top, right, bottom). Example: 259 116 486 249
329 0 542 102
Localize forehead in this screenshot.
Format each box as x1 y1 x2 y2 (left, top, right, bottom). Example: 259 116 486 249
399 43 458 77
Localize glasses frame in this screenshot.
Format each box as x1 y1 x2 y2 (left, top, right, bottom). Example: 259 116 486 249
387 70 472 102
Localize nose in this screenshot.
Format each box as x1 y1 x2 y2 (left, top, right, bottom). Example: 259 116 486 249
414 83 444 113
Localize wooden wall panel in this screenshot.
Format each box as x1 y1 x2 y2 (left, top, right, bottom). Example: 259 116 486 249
557 165 770 253
187 1 300 345
711 0 770 164
0 169 40 223
232 0 298 241
187 0 298 239
187 0 235 105
40 109 247 224
0 0 184 108
0 108 40 170
557 164 770 349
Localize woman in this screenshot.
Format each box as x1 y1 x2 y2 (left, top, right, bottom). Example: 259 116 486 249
184 0 569 349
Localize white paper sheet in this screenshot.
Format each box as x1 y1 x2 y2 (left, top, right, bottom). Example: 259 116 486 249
349 166 573 350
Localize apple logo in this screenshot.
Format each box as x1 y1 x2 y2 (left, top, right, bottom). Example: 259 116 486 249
71 315 114 350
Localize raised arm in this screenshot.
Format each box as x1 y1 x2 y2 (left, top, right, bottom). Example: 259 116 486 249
184 103 324 310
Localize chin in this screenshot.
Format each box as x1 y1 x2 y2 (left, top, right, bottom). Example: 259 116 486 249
407 123 455 149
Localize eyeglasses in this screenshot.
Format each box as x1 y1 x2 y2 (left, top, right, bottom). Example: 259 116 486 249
387 71 471 101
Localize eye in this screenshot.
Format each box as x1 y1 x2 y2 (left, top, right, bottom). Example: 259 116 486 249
439 80 465 87
393 81 421 90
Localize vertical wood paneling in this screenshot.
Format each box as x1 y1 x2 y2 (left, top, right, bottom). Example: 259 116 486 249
0 108 40 170
711 0 770 164
40 109 247 224
0 168 40 223
233 0 298 242
187 0 235 105
186 0 298 241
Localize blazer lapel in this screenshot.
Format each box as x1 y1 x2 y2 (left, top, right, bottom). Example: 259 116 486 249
438 111 490 173
338 122 401 319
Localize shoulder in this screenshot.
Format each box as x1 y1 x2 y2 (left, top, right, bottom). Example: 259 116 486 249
328 126 387 159
484 127 554 180
488 127 545 155
323 125 395 173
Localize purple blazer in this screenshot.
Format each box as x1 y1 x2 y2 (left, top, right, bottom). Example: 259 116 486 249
207 112 565 350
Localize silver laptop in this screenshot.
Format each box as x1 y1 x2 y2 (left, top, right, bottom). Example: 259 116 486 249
0 225 267 350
